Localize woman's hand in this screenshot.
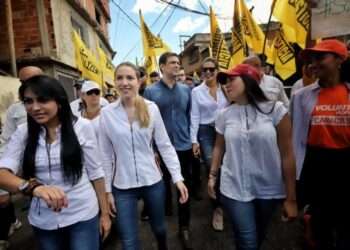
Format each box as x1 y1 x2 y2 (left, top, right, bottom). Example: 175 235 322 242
32 185 67 212
175 181 188 204
99 213 111 241
192 143 201 158
281 199 298 222
207 177 217 199
106 193 116 218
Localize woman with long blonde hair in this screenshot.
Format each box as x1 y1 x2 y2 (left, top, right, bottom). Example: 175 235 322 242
99 62 188 249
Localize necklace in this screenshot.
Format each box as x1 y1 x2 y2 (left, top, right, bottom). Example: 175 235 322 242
84 107 101 120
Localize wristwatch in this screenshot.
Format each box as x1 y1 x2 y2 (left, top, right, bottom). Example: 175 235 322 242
18 180 29 192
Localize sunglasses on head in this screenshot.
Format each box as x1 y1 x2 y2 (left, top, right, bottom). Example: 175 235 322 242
202 67 216 73
86 89 100 96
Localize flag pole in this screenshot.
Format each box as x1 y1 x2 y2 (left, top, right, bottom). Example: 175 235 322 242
262 0 276 66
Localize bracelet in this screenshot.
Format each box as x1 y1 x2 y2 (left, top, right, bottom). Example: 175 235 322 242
209 171 218 176
209 173 217 180
22 178 43 197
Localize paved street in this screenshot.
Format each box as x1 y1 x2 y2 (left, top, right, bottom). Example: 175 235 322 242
7 169 303 250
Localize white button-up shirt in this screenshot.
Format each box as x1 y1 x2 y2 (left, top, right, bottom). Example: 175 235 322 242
260 74 290 109
190 82 229 143
99 99 183 192
0 118 104 229
216 101 287 202
0 102 26 156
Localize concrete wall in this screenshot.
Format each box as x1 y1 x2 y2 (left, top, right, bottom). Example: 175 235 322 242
0 76 21 124
51 0 111 69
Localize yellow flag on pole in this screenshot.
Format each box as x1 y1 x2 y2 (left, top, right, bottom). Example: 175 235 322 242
240 0 271 57
98 46 115 87
267 25 296 80
232 0 245 65
272 0 309 48
143 54 158 84
73 30 103 88
209 6 234 71
193 70 200 82
139 10 171 57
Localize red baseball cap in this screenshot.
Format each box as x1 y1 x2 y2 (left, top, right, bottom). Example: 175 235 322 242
217 64 261 85
300 39 348 60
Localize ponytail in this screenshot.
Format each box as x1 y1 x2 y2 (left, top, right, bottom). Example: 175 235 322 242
135 95 150 128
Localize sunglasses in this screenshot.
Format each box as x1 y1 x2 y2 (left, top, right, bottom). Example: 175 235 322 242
140 72 147 78
86 89 101 96
202 67 216 73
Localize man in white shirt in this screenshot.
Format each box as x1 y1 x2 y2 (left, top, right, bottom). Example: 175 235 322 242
0 66 43 248
242 56 290 109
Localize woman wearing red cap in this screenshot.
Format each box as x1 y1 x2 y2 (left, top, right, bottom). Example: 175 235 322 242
208 64 297 249
291 39 350 249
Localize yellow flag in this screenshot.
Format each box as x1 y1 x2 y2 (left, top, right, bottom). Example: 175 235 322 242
240 0 271 57
267 25 296 80
232 0 245 65
98 46 115 87
139 10 171 57
73 30 103 88
143 54 158 84
209 6 234 71
273 0 309 48
193 70 200 82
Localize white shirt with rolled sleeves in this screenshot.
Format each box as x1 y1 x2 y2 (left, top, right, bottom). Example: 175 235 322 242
99 99 184 192
215 101 288 202
260 74 290 109
190 82 229 144
0 118 104 230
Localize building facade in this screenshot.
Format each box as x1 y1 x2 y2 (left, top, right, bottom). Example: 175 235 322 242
0 0 114 101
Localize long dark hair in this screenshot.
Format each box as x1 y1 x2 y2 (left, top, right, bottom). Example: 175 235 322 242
240 74 275 114
20 75 83 185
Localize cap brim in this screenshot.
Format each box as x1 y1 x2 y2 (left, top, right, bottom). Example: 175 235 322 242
217 71 240 85
299 47 338 60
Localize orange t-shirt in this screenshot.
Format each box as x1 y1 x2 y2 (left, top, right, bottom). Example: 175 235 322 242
307 84 350 149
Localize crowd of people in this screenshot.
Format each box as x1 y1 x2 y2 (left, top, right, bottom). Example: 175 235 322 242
0 39 349 250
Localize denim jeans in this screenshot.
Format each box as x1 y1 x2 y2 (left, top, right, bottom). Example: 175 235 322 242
33 214 99 250
198 124 216 169
112 180 168 250
221 194 278 250
198 124 221 208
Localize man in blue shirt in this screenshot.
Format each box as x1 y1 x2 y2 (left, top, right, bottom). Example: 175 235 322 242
143 52 193 249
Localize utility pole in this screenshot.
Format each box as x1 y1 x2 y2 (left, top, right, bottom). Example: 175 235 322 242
179 35 191 51
5 0 17 77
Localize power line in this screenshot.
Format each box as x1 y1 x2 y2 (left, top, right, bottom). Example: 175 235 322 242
155 0 231 19
111 0 141 30
121 1 173 61
158 0 180 35
198 0 208 14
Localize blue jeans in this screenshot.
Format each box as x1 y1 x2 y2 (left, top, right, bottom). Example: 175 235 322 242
221 195 278 250
33 214 99 250
198 124 221 208
198 124 216 169
112 180 167 250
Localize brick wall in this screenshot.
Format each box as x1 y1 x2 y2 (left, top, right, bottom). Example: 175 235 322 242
0 0 55 61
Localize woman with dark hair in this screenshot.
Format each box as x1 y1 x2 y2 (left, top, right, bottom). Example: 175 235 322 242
291 39 350 249
0 75 111 250
208 64 297 249
190 57 229 231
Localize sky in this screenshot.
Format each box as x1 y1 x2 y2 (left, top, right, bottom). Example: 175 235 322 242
109 0 274 65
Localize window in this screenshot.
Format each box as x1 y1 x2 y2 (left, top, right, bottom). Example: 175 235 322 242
57 74 76 102
189 50 199 64
71 16 90 48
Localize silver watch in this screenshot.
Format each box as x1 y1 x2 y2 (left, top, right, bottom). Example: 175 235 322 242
18 180 29 192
